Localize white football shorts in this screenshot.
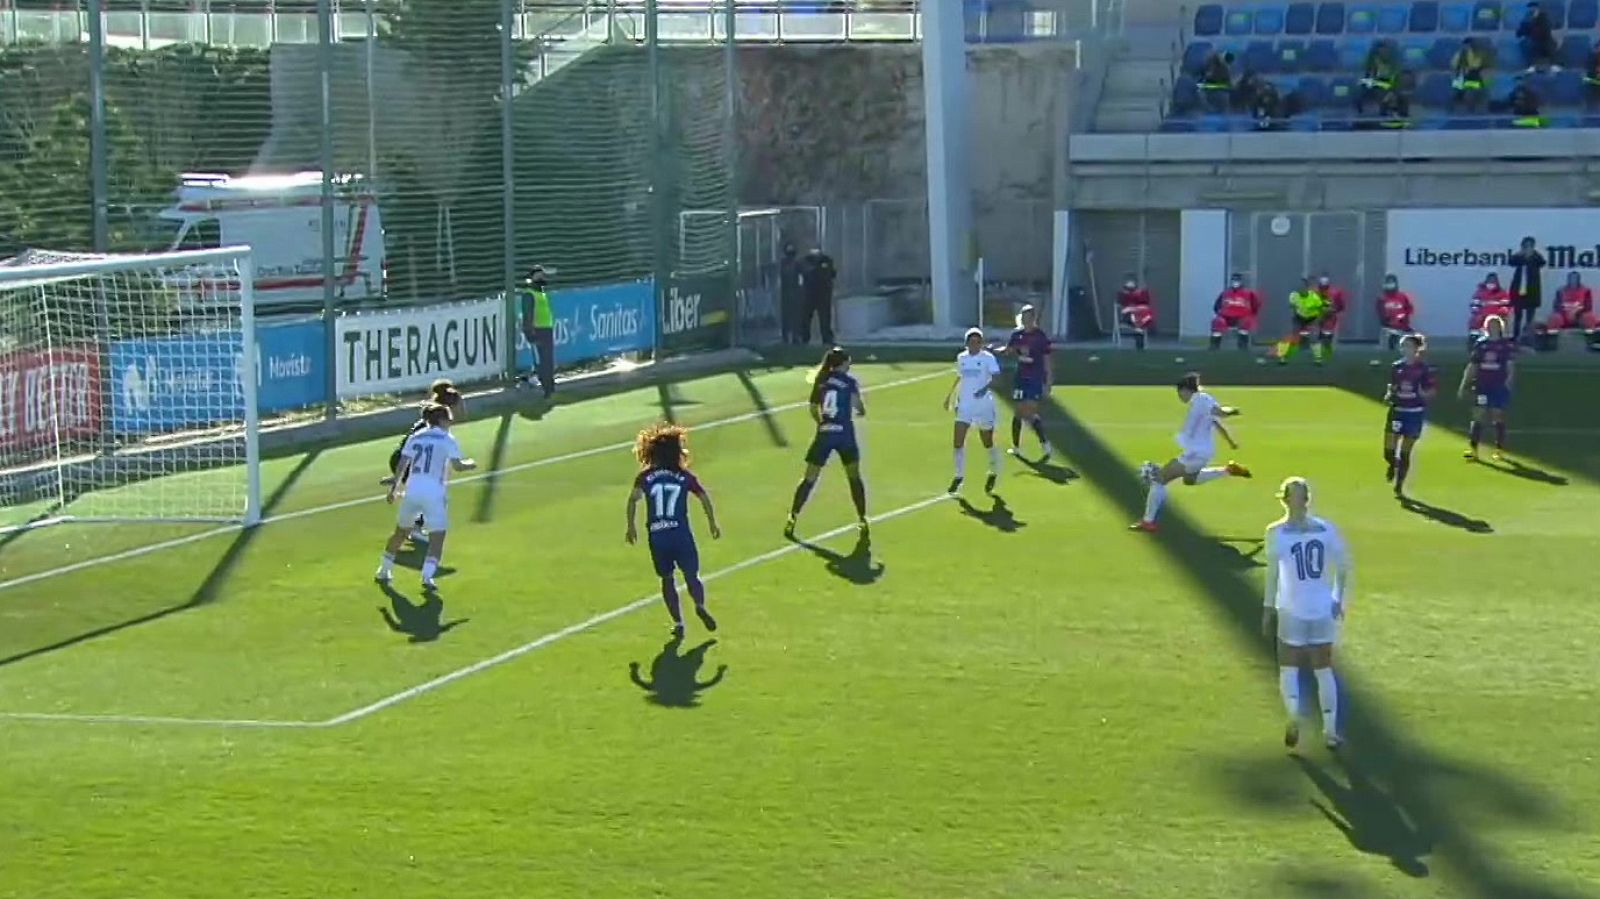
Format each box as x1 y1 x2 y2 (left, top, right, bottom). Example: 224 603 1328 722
397 490 449 531
1177 447 1214 475
1277 613 1339 647
955 398 998 431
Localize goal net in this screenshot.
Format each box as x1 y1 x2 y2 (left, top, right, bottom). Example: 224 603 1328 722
0 246 261 533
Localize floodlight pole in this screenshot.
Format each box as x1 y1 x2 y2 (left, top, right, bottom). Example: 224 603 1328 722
921 0 975 330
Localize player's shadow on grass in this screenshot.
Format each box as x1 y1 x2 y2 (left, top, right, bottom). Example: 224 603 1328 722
1297 754 1433 878
375 582 468 643
1478 456 1569 486
1016 456 1080 485
736 369 788 447
628 635 725 708
792 532 884 585
0 447 323 669
1209 536 1267 569
956 495 1026 533
1397 496 1494 534
1036 394 1590 899
389 540 457 578
471 411 516 524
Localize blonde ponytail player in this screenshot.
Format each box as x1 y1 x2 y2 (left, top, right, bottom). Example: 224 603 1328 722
1261 477 1353 752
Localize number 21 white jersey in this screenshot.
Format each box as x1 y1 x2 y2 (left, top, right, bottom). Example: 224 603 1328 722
1267 516 1350 620
401 426 463 495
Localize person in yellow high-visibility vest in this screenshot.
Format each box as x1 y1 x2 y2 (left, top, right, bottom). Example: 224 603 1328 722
1277 276 1332 366
517 265 556 398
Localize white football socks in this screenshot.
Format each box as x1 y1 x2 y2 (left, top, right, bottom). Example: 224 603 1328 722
1279 666 1301 721
987 444 1002 473
421 559 439 581
1143 482 1167 522
1194 467 1229 485
953 447 967 478
377 552 395 575
1314 667 1339 735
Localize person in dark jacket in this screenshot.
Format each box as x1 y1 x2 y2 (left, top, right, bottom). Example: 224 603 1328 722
799 248 838 345
779 243 804 344
1517 2 1557 71
1356 40 1401 115
1508 236 1547 339
1199 51 1234 113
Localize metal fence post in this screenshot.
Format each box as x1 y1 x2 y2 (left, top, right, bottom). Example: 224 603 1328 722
646 0 669 355
87 0 109 252
501 0 520 379
317 0 339 418
723 0 739 349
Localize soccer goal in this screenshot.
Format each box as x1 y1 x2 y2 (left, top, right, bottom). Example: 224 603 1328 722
0 246 261 534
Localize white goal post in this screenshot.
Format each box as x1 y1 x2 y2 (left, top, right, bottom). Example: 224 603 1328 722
0 246 261 533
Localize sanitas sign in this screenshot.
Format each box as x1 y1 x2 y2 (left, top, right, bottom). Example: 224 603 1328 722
1385 208 1600 336
515 280 656 369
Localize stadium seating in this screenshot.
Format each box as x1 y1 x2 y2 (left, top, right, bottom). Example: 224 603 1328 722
1169 1 1600 131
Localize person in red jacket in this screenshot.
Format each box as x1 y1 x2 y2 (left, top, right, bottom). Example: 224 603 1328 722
1315 273 1348 356
1469 272 1513 340
1117 276 1156 351
1546 270 1599 341
1210 273 1261 351
1376 274 1416 350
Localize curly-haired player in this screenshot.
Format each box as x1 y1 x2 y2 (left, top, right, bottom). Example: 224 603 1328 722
626 423 722 638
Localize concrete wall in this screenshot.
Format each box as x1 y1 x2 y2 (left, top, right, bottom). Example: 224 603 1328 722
736 44 1075 286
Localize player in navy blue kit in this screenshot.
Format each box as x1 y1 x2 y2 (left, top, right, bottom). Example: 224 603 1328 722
1383 333 1437 497
626 423 722 637
1458 314 1516 462
785 347 869 539
993 304 1054 461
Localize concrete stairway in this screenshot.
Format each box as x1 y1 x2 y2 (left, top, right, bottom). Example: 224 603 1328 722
1090 26 1182 133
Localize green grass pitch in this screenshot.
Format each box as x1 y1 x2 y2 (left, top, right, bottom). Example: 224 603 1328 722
0 351 1596 899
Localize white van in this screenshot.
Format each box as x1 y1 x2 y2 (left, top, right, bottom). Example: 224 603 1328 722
158 172 385 309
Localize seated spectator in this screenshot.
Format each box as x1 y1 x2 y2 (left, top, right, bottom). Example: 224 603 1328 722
1233 70 1266 114
1116 276 1157 351
1249 76 1285 129
1451 38 1489 113
1470 273 1514 340
1546 271 1599 342
1357 40 1401 115
1315 274 1348 355
1516 2 1557 72
1376 274 1417 350
1378 82 1413 127
1199 51 1234 113
1508 76 1544 127
1210 273 1261 351
1585 43 1600 109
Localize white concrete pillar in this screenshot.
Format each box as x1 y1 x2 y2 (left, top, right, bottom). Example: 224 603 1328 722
922 0 974 329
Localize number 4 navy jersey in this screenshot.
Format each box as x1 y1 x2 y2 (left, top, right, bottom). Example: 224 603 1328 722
805 373 862 467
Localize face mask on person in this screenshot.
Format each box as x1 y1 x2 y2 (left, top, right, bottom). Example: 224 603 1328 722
1384 279 1398 292
1229 279 1242 290
1124 281 1137 291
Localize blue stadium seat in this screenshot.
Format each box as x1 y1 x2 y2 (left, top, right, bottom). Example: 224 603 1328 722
1195 3 1225 35
1329 75 1360 105
1257 6 1287 33
1558 34 1592 69
1246 39 1278 72
1287 2 1318 32
1401 35 1432 67
1429 36 1461 67
1472 0 1502 30
1297 74 1333 104
1411 1 1441 30
1549 1 1568 28
1418 71 1456 104
1377 3 1409 31
1275 39 1309 71
1226 8 1256 34
1510 1 1565 29
1546 113 1580 128
1490 76 1518 103
1496 35 1525 69
1161 118 1199 132
1571 0 1599 29
1348 4 1379 30
1173 74 1203 113
1440 2 1474 29
1199 114 1234 131
1340 37 1374 68
1552 69 1585 105
1317 1 1348 32
1306 37 1341 68
1527 70 1559 101
1184 40 1214 73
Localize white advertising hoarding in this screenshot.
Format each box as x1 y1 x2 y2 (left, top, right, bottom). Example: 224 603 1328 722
336 298 506 397
1385 208 1600 337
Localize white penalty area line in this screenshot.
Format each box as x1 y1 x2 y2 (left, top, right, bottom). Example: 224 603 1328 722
0 369 946 595
0 492 952 730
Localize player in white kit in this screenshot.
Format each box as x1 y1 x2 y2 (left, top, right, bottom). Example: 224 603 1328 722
942 328 1004 494
1131 372 1251 532
376 402 478 591
1261 477 1353 751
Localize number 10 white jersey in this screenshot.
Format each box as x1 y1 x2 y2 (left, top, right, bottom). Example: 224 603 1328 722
401 426 464 495
1266 516 1350 620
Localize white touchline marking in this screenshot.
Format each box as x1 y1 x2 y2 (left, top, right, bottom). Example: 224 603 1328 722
0 493 952 729
0 369 946 594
